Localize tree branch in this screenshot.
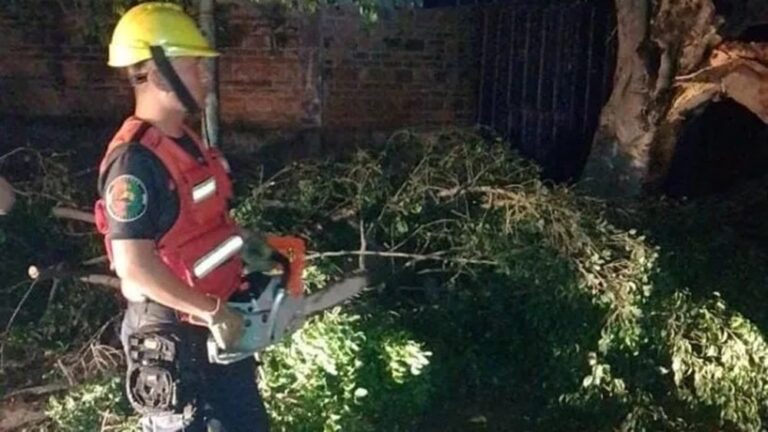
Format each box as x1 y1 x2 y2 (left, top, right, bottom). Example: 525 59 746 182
358 218 366 270
2 382 69 400
77 274 121 290
52 207 95 224
27 264 120 290
0 147 31 163
306 250 497 266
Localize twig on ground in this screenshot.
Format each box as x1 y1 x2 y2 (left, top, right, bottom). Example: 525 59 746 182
3 382 69 400
0 280 41 369
78 275 120 290
51 316 125 382
0 147 32 164
0 280 31 294
83 255 109 266
358 219 366 270
74 316 121 360
57 359 76 387
47 279 60 311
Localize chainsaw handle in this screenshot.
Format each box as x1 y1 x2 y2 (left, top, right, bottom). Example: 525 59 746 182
266 288 286 343
264 235 305 297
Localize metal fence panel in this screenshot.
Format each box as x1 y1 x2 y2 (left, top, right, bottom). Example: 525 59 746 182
476 0 616 181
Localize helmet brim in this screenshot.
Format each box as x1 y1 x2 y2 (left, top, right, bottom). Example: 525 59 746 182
108 45 220 68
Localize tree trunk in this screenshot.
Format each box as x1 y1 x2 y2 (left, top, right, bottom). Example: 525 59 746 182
199 0 220 148
579 0 654 197
581 0 768 198
580 0 722 198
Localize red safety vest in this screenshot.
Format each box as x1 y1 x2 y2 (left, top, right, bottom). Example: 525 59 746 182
94 117 244 302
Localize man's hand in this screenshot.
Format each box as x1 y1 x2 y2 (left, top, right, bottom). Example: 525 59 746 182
198 299 246 351
241 234 275 273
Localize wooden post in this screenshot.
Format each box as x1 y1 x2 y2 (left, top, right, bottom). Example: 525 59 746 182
199 0 221 149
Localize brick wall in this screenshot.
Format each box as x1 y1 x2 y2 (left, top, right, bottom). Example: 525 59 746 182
0 13 133 118
320 6 479 129
0 4 478 131
215 3 321 128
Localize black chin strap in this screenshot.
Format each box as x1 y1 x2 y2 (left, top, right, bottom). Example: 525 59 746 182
149 46 200 115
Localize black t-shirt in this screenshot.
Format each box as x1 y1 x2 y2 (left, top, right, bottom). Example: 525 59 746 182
99 135 205 241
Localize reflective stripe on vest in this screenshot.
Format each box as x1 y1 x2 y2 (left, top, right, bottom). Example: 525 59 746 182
192 177 217 203
193 235 244 279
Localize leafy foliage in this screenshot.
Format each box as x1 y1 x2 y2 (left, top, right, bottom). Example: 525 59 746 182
663 292 768 431
5 128 768 431
46 376 139 431
233 128 768 431
260 308 433 431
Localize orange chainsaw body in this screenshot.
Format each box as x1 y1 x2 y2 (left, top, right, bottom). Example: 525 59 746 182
264 235 306 297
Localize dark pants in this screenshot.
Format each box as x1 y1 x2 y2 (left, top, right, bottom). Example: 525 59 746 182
121 301 270 432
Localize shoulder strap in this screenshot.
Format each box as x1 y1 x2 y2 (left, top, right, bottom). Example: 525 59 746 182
129 121 153 143
97 122 154 196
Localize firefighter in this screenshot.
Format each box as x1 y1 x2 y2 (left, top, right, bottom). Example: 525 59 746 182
94 3 269 430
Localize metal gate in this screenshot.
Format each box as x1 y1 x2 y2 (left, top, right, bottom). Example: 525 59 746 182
476 0 616 181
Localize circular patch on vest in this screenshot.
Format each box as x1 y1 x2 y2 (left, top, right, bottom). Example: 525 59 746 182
106 174 148 222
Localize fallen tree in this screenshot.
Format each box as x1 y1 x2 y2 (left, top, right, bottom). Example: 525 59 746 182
235 129 768 431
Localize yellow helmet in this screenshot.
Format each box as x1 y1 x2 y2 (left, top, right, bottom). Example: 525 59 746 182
108 2 219 68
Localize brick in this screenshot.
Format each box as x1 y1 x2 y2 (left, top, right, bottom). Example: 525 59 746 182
334 68 358 82
404 39 426 51
382 37 402 49
395 69 413 83
363 68 387 81
403 98 425 110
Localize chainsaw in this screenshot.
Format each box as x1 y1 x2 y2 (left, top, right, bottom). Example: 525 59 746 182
206 235 368 365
